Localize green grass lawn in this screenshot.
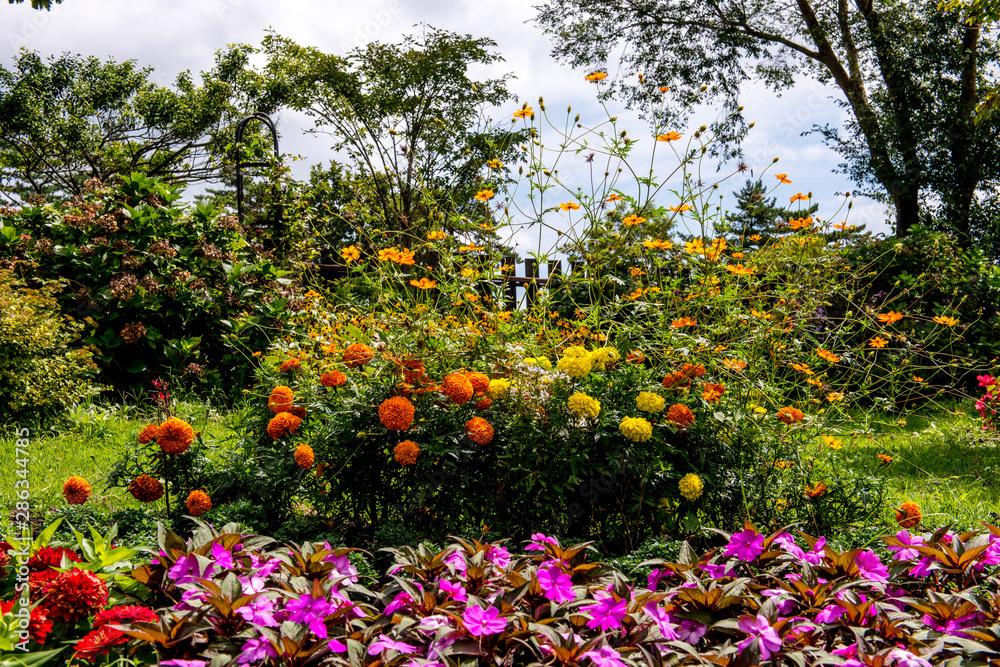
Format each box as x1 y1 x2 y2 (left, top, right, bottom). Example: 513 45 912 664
4 397 999 545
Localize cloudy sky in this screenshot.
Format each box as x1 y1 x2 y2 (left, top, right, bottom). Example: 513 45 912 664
3 0 893 251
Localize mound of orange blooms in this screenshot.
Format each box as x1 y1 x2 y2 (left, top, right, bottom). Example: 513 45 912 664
379 396 416 431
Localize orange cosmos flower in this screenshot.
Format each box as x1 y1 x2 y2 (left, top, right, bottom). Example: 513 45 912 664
804 482 827 499
513 106 533 119
186 490 212 517
788 217 813 230
790 363 813 375
670 204 693 212
474 189 494 202
827 392 844 402
341 245 361 262
877 454 894 467
913 375 925 383
932 315 959 326
486 158 503 169
671 317 697 328
394 440 421 466
817 348 840 363
410 278 438 289
721 358 747 371
725 264 754 276
869 336 889 349
459 244 486 251
895 501 921 528
749 234 763 241
658 86 670 92
775 173 792 184
877 311 904 325
777 406 805 424
623 214 646 226
63 477 91 505
789 192 809 202
379 396 416 431
426 231 448 240
585 71 608 81
657 131 682 142
702 383 725 402
559 202 581 211
731 251 745 258
833 222 856 230
606 193 623 202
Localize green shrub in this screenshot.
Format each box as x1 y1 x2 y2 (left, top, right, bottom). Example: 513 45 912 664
0 269 99 421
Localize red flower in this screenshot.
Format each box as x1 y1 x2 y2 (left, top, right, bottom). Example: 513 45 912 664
37 568 109 623
92 604 158 628
26 546 82 573
0 599 52 644
73 625 127 662
28 569 59 601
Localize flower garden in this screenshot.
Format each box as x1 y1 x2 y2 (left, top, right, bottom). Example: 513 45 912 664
3 85 1000 666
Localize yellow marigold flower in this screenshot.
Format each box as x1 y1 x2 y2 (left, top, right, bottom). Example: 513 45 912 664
426 230 448 240
775 173 792 184
869 336 889 349
678 473 703 501
820 435 842 450
486 378 511 400
590 347 619 370
158 417 195 454
585 71 608 81
567 392 601 418
932 315 959 326
186 490 212 517
896 501 921 528
804 482 827 499
777 406 805 424
513 106 534 119
267 412 303 439
670 317 697 328
394 440 421 466
725 264 754 276
410 278 438 289
563 346 589 358
465 416 495 445
526 356 552 370
817 348 840 363
341 245 361 262
442 373 475 404
294 444 315 469
665 404 695 430
137 424 158 445
475 189 495 202
636 391 666 413
343 343 375 367
623 214 646 226
268 386 295 413
128 474 163 503
379 396 416 431
669 204 692 212
321 370 346 388
559 202 581 211
877 311 904 324
63 476 91 505
620 416 653 442
557 354 592 378
657 131 682 142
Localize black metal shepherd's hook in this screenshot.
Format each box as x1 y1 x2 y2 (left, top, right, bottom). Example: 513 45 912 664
235 112 280 227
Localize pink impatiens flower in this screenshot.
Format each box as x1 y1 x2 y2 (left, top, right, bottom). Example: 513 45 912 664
725 529 765 562
887 530 925 561
462 605 508 636
582 594 628 631
526 533 559 551
367 636 418 655
737 614 782 660
854 550 889 582
537 565 576 603
581 644 627 667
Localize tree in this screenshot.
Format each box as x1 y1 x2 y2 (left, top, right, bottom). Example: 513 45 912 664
0 47 285 202
261 27 525 248
534 0 1000 244
727 179 819 247
7 0 61 9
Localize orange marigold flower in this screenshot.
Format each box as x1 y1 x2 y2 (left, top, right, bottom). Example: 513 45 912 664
137 424 158 444
321 370 347 387
665 404 695 430
702 383 725 402
63 477 91 505
661 371 689 389
379 396 416 431
279 358 300 372
465 416 495 446
681 363 706 378
671 317 697 328
394 440 421 466
878 454 894 467
343 343 375 368
476 397 493 411
657 131 682 142
268 386 295 413
869 336 889 349
401 360 426 384
775 173 792 184
777 407 805 424
817 348 840 363
804 482 827 499
442 373 475 404
128 474 163 503
877 311 904 325
895 501 921 528
465 372 491 395
186 490 212 517
294 444 315 469
158 417 194 454
267 412 302 439
585 71 608 81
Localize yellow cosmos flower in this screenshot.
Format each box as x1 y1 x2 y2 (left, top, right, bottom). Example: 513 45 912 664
513 106 533 119
726 264 754 276
475 189 494 202
560 202 581 211
341 245 361 262
426 231 448 240
643 239 674 250
932 315 959 326
820 435 843 450
670 204 693 212
623 214 646 226
585 71 608 81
